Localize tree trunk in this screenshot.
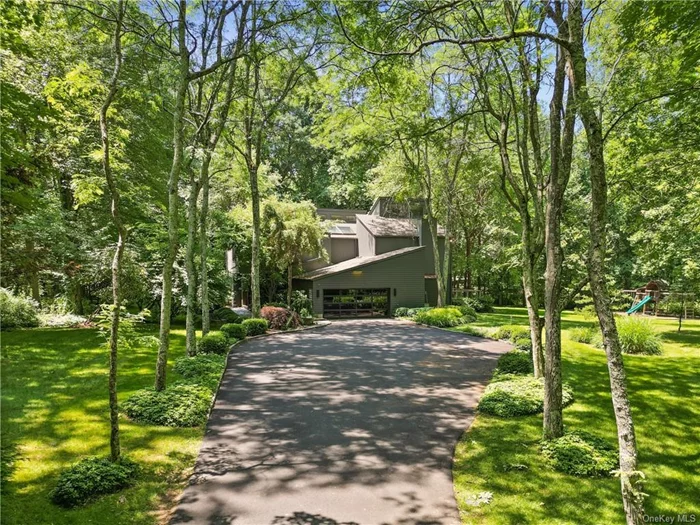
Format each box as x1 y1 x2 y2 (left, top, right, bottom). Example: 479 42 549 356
200 165 211 336
249 163 261 316
521 228 544 378
569 2 644 522
426 209 445 307
287 265 293 307
99 0 125 462
156 0 189 391
184 168 201 356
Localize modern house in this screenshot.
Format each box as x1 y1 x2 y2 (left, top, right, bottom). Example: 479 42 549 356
293 198 449 318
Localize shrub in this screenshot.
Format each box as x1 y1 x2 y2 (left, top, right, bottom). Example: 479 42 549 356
242 318 268 336
174 354 226 390
463 296 494 313
414 307 465 327
197 331 230 355
211 308 241 324
492 324 531 342
496 351 533 375
285 310 302 330
452 304 477 322
452 325 488 337
220 323 246 342
617 316 662 355
50 457 138 508
394 307 409 317
260 306 297 330
37 312 87 328
478 376 574 417
569 326 597 344
122 384 213 427
513 337 532 352
290 290 313 314
0 288 39 329
541 431 618 477
299 308 314 325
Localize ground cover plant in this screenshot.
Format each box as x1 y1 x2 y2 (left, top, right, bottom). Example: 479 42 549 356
220 323 246 342
414 307 469 327
50 457 139 508
0 327 206 524
122 384 213 427
541 431 618 477
478 376 574 417
173 354 227 391
453 307 700 524
495 350 533 375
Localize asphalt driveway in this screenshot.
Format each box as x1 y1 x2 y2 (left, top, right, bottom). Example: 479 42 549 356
171 319 510 525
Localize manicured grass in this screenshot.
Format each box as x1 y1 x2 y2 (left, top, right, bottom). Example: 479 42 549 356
453 308 700 524
1 327 205 524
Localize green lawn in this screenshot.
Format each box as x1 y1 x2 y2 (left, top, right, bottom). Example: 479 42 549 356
1 326 203 525
452 308 700 524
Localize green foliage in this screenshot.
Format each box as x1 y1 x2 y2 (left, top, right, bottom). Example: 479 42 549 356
122 384 213 427
0 288 39 329
211 308 242 324
394 306 409 317
492 324 531 343
414 307 466 327
290 290 313 314
463 296 495 313
513 337 532 352
496 351 533 375
405 306 432 318
569 327 597 344
220 323 246 342
50 457 138 508
617 316 663 355
478 376 574 417
541 431 618 477
173 354 226 391
242 318 268 336
196 331 230 355
453 304 478 322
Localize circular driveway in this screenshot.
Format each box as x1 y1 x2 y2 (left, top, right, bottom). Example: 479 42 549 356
171 319 510 525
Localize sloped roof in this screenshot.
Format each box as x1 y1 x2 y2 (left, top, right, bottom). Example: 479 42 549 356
356 215 418 237
356 214 445 237
295 246 425 281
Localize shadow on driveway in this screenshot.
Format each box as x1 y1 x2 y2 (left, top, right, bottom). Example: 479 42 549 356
171 320 510 525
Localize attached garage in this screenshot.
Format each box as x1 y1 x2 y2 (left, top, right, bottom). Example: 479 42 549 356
293 246 427 318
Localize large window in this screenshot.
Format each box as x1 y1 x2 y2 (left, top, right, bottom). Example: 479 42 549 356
322 289 389 318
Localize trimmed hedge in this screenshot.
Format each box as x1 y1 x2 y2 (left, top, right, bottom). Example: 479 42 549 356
496 350 533 375
197 331 229 355
478 376 574 417
541 431 618 477
173 354 226 391
122 384 213 427
242 318 268 336
414 307 466 327
50 457 138 508
220 323 246 342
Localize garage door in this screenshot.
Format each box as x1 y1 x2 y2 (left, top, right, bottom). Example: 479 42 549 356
322 288 389 318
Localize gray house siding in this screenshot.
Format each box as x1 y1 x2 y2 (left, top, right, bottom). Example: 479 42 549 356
330 237 358 263
308 248 426 315
374 236 416 255
356 220 375 257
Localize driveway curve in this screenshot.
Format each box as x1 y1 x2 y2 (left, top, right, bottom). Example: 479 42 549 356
171 319 510 525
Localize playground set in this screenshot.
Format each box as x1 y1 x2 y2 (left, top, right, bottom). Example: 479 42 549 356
624 280 696 318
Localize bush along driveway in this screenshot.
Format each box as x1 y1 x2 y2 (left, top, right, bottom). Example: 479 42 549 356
171 319 511 525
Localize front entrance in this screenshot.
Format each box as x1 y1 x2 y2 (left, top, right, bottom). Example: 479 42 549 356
322 288 389 318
